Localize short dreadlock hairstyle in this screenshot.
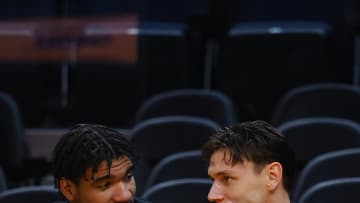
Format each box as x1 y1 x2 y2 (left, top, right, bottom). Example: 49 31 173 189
52 123 136 189
202 120 295 193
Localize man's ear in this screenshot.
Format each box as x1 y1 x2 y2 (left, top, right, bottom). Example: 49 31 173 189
59 177 77 201
265 162 283 192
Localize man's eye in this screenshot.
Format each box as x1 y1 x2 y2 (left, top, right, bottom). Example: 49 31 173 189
98 182 110 190
125 172 134 182
223 177 232 184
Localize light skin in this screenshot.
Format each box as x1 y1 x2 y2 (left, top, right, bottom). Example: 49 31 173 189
59 157 136 203
207 149 290 203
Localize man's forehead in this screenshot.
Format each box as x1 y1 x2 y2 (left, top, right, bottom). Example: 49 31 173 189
85 157 133 180
209 149 253 168
210 149 232 165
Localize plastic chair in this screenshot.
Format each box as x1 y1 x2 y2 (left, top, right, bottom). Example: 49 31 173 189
212 22 330 121
60 23 198 128
297 178 360 203
0 185 60 203
0 166 7 192
227 0 356 83
272 83 360 126
135 89 237 126
146 150 207 188
0 92 27 180
292 148 360 202
129 116 220 195
142 178 212 203
278 117 360 170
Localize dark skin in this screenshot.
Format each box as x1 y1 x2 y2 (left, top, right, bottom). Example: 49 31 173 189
59 156 136 203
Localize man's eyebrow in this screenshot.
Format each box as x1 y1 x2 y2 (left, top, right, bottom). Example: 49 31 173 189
93 174 112 183
126 165 134 173
92 163 134 183
210 170 233 178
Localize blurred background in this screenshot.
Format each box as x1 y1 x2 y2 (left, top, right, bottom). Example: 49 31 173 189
0 0 359 202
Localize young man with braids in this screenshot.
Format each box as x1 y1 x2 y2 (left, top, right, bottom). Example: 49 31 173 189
202 120 296 203
52 123 151 203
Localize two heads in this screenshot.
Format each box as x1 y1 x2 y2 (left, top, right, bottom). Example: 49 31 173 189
52 120 295 203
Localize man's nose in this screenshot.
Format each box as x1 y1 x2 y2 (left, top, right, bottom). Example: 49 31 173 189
208 182 224 202
112 182 133 203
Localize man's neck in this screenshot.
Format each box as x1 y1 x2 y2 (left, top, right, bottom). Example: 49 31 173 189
268 188 290 203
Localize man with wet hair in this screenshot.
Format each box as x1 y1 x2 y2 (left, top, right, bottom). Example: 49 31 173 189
52 123 150 203
202 120 295 203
